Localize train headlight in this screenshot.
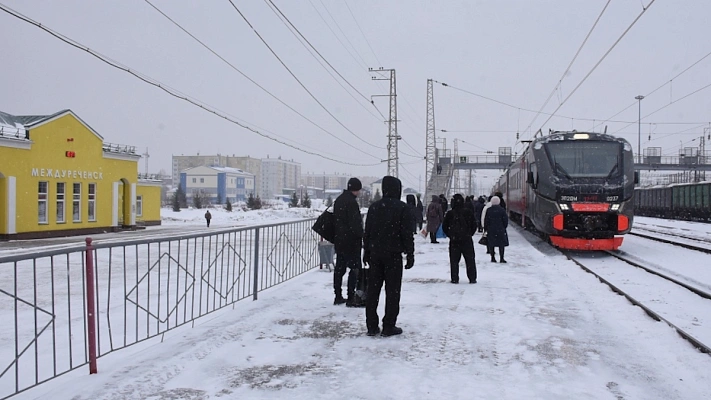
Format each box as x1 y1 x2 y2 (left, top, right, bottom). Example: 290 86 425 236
559 204 569 211
610 203 620 211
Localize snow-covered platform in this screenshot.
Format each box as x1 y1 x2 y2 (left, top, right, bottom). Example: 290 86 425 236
24 228 711 400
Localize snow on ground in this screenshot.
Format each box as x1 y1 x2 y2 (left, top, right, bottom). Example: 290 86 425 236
160 204 322 227
633 216 711 244
20 224 711 400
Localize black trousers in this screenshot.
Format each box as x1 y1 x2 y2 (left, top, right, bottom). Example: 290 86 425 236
366 253 404 330
488 246 505 259
334 250 361 298
206 218 211 227
449 239 477 282
429 230 438 243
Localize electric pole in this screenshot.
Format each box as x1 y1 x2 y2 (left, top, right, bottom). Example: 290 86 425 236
371 68 399 178
425 79 436 194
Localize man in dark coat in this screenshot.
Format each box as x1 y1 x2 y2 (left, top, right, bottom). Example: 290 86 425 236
442 194 477 284
426 195 443 243
405 194 418 234
204 210 212 227
474 197 486 233
333 178 364 306
494 191 507 211
439 194 449 213
415 194 424 230
484 196 509 263
363 176 415 337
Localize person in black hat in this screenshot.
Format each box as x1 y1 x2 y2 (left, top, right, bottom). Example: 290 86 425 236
333 177 364 306
363 176 415 337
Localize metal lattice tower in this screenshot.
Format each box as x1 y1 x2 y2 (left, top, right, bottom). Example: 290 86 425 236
425 79 436 190
371 68 399 177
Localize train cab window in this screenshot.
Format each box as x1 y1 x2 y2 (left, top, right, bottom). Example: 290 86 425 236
544 141 621 179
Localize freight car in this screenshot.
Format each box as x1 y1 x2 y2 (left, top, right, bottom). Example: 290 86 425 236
634 181 711 221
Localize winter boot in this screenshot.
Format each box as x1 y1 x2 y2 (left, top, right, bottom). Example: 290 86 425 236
334 295 346 305
381 326 403 337
367 326 380 336
490 256 497 263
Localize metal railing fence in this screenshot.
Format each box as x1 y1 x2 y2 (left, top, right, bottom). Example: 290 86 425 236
0 217 320 399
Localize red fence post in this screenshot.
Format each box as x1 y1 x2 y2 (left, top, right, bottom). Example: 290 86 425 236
85 237 98 374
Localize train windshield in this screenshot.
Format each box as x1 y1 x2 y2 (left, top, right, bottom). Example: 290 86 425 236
545 141 622 179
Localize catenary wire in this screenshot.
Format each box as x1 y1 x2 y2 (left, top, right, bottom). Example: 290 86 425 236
0 3 382 167
144 0 380 161
593 49 711 131
433 81 703 126
533 0 657 136
612 81 711 134
226 0 384 151
523 0 612 135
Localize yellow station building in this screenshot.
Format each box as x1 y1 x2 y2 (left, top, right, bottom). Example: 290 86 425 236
0 109 161 240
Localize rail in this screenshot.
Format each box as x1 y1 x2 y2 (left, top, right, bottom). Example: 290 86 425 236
0 218 320 399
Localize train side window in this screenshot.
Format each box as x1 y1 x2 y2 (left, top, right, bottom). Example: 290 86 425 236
527 163 538 188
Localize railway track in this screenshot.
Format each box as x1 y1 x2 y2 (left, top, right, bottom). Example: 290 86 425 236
562 249 711 355
629 231 711 254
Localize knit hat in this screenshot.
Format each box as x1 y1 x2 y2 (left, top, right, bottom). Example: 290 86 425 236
347 177 362 191
491 196 501 205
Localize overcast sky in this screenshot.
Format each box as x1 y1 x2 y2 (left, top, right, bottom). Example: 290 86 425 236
2 1 710 192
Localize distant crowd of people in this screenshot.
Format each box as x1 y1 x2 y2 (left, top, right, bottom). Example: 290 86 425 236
328 175 510 338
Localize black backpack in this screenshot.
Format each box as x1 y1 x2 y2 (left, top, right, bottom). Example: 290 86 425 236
312 207 335 243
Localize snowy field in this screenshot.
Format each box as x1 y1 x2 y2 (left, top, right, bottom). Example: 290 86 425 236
8 215 711 400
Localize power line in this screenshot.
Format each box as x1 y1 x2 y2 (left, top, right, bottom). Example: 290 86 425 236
612 81 711 134
226 0 384 151
524 0 612 135
0 3 382 167
264 0 374 106
433 80 704 126
314 0 425 137
343 0 381 66
144 0 379 161
594 49 711 131
307 0 368 71
533 0 657 136
316 0 371 69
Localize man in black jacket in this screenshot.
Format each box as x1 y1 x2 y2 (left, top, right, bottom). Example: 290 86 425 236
333 178 364 306
474 196 486 233
363 176 415 337
442 194 477 284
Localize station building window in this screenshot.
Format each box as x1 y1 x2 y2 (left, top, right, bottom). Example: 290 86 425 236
38 181 48 224
56 182 65 223
136 195 143 217
192 178 196 183
73 183 81 222
88 183 97 222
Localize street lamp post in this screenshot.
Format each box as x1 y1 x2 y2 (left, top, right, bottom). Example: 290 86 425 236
635 95 645 164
